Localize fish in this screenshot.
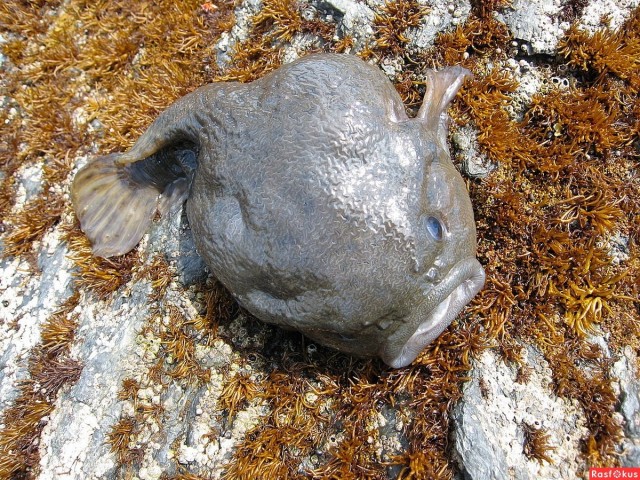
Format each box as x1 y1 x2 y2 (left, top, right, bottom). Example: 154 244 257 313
71 53 485 368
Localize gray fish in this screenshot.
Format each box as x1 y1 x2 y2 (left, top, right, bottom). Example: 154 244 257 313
71 53 485 368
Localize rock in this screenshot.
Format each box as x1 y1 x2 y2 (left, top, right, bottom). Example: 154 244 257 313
407 0 472 49
499 0 568 54
0 228 75 411
38 273 154 479
452 348 589 480
321 0 375 49
451 126 497 178
13 163 43 206
612 347 640 466
579 0 640 32
608 233 631 265
215 0 264 66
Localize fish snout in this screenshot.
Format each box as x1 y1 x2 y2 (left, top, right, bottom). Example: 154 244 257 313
381 257 485 368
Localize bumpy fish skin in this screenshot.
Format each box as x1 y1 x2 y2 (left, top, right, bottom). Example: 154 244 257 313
71 54 485 368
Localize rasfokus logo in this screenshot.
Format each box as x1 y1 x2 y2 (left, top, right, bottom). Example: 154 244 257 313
590 468 640 479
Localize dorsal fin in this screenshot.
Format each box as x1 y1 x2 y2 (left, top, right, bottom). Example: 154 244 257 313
417 66 471 134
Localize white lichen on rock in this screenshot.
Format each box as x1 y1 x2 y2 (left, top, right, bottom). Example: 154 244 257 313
452 125 497 178
324 0 376 50
579 0 640 31
38 280 154 479
0 229 74 412
408 0 472 50
499 0 569 54
215 0 264 66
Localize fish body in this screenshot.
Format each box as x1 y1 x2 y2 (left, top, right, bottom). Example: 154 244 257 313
72 54 485 368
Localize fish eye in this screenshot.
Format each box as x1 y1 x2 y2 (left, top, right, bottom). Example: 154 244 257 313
425 216 444 241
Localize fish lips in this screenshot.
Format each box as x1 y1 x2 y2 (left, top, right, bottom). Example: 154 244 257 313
381 257 486 368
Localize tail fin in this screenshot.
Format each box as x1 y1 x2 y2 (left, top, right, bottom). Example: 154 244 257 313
71 151 192 258
71 83 219 258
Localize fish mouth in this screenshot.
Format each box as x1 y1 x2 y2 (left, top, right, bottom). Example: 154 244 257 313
382 257 486 368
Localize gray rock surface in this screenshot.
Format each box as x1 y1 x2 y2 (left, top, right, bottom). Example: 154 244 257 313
452 348 590 480
0 228 75 411
323 0 376 49
579 0 640 31
408 0 472 50
452 126 497 179
499 0 569 54
613 347 640 466
215 0 264 65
